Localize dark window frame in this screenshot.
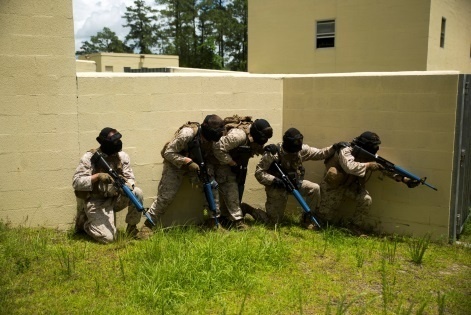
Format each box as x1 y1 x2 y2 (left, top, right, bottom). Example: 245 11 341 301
440 17 446 48
316 19 335 49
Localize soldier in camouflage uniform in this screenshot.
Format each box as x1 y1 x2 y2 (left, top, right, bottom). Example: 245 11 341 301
73 128 144 244
138 114 225 237
318 131 420 233
254 128 336 229
213 116 273 230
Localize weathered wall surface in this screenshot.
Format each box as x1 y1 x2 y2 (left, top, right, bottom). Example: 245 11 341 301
283 72 459 238
75 72 283 227
0 0 462 240
0 0 78 229
427 0 471 72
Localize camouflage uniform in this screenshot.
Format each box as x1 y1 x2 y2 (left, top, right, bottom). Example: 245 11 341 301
213 126 265 222
147 125 219 223
318 146 372 228
255 143 334 224
73 150 143 244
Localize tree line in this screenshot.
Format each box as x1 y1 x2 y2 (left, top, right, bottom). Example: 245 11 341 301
76 0 248 71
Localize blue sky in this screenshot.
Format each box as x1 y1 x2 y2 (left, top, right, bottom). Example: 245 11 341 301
73 0 155 51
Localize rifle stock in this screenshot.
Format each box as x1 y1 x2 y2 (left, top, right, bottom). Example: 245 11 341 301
352 145 438 191
91 151 155 226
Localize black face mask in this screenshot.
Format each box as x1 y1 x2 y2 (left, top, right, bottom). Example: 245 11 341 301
282 134 303 153
99 132 123 155
201 125 223 142
362 143 379 155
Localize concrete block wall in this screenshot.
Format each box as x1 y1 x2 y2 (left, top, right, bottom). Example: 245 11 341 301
76 72 284 227
283 72 460 238
0 0 463 240
0 0 78 229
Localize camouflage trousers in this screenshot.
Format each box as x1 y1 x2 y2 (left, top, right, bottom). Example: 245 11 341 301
77 187 143 244
147 160 220 223
265 180 320 224
214 165 244 221
318 181 372 227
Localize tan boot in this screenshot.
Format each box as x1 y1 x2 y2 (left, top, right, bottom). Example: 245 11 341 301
126 224 139 238
135 219 158 240
234 219 249 231
301 213 316 231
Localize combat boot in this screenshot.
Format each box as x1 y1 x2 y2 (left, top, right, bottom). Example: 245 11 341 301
234 219 248 231
301 213 316 231
126 224 139 238
135 220 156 240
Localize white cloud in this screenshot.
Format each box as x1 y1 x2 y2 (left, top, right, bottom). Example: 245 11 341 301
73 0 156 52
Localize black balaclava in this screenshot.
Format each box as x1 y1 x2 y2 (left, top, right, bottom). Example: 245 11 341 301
201 114 224 142
250 119 273 145
353 131 381 154
96 127 122 155
282 128 304 153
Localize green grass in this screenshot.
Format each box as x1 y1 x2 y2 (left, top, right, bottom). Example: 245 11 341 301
1 218 470 315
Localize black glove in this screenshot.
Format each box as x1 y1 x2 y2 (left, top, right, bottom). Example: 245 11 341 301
230 165 240 174
272 177 286 189
332 142 349 151
264 144 278 154
406 178 421 188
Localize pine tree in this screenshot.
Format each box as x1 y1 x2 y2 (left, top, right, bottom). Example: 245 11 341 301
76 27 132 55
122 0 159 54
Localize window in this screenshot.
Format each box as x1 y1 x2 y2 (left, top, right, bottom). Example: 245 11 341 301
105 66 114 72
316 20 335 48
440 17 446 48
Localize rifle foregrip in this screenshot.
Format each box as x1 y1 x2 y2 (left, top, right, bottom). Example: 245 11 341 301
203 182 217 213
292 189 310 212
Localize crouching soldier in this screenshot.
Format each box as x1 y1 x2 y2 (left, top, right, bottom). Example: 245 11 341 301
213 115 273 230
138 114 225 238
251 128 335 229
73 128 144 244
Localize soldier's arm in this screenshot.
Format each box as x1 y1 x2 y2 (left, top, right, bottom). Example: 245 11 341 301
338 147 368 177
163 127 195 168
213 128 247 165
300 144 335 162
72 152 94 191
254 152 277 186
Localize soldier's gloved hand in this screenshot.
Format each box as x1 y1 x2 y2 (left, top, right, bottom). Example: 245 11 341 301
264 144 278 154
272 178 286 189
186 161 200 172
96 173 113 184
332 142 349 151
366 162 384 171
404 177 421 188
230 165 240 174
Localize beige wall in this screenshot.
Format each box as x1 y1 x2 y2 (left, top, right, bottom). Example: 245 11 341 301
0 0 464 240
283 72 459 238
76 72 283 226
427 0 471 72
249 0 471 74
0 0 78 229
78 53 179 72
76 60 96 72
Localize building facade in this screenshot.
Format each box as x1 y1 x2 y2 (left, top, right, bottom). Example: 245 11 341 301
248 0 471 74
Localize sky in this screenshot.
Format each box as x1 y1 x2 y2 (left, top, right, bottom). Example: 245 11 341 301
73 0 156 52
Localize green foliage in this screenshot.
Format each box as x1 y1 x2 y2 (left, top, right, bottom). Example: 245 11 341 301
122 0 159 54
1 221 470 314
407 233 431 265
76 27 132 55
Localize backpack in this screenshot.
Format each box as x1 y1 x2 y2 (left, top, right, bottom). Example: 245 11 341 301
223 114 253 134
